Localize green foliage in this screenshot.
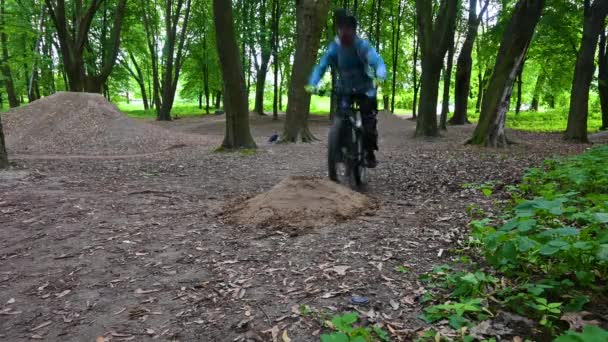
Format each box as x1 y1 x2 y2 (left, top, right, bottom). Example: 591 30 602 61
420 146 608 339
321 312 389 342
554 326 608 342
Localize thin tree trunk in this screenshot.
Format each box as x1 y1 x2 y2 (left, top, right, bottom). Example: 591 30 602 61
440 34 456 130
254 0 271 116
158 0 193 121
0 0 19 108
531 72 545 111
415 0 459 137
599 28 608 130
566 0 608 141
412 19 419 119
217 91 222 109
272 0 280 120
213 0 255 149
125 52 150 110
515 59 525 114
390 0 404 113
451 0 489 125
282 0 331 143
375 0 382 51
0 113 7 169
469 0 544 147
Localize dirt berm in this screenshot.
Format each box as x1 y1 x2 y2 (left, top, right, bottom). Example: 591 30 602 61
3 92 205 156
227 176 376 228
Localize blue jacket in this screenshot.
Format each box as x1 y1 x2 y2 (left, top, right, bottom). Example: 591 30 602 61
308 37 387 97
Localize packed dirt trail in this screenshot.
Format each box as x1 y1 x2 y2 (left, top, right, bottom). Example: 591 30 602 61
0 101 588 341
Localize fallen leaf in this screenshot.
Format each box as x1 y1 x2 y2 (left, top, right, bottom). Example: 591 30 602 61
330 266 350 276
55 290 71 298
282 330 291 342
0 308 22 315
31 335 43 340
7 298 15 304
134 288 161 295
369 262 383 271
30 321 52 331
560 312 600 331
112 307 126 315
145 329 155 335
96 337 108 342
389 299 400 310
512 337 523 342
402 295 417 306
262 325 280 342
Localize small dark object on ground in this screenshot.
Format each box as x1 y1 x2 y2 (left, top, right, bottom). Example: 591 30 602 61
349 296 370 306
215 110 225 115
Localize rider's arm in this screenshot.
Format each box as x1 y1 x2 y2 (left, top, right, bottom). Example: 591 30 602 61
308 43 338 87
363 42 387 81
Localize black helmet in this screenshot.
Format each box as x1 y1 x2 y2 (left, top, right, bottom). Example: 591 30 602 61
334 9 357 30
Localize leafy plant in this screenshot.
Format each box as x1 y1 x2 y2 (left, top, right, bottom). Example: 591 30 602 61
321 312 389 342
554 326 608 342
419 146 608 339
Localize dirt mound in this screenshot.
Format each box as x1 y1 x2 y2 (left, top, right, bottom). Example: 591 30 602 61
228 176 374 228
3 92 206 155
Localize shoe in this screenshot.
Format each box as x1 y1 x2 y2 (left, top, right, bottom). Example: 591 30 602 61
366 151 378 168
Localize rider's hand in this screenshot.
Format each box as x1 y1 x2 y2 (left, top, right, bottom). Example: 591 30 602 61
304 85 318 94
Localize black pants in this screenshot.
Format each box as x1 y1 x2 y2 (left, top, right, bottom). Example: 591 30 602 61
337 94 378 151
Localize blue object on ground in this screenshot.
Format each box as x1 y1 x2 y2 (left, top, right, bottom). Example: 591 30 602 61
349 296 370 306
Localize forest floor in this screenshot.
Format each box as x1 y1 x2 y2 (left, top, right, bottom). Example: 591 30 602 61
0 111 590 342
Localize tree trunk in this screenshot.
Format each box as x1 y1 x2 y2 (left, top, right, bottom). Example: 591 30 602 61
254 0 271 116
0 113 7 169
451 0 489 125
530 72 545 111
415 0 458 137
565 0 608 142
476 65 491 113
125 52 149 110
45 0 127 93
0 0 19 108
599 29 608 130
390 0 404 113
440 35 456 130
375 0 382 51
515 59 525 114
282 0 331 143
158 0 193 121
213 0 255 149
412 22 419 119
469 0 544 147
216 91 222 110
272 0 280 120
142 0 162 116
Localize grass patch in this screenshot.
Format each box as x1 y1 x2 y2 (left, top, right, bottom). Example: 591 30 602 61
418 146 608 340
118 103 215 119
466 109 603 133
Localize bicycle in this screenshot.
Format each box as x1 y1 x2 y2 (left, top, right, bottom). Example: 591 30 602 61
328 97 369 189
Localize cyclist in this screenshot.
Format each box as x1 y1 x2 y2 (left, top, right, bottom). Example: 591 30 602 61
306 11 386 168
